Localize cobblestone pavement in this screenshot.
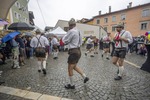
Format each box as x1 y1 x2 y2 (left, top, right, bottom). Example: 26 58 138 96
0 47 150 100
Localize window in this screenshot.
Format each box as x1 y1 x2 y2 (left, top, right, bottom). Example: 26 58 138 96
22 18 26 22
15 2 20 8
104 18 108 23
14 12 18 19
112 26 116 32
121 14 126 20
26 18 28 22
18 14 21 20
112 16 116 22
142 9 150 17
104 27 107 32
96 19 100 24
141 22 148 30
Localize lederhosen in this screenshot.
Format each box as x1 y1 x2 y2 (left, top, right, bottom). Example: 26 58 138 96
103 36 110 49
35 36 46 58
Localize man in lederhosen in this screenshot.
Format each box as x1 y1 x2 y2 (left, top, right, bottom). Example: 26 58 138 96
30 29 49 75
112 23 133 80
101 32 111 60
63 18 89 89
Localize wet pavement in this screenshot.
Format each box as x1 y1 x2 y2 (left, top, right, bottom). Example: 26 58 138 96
0 47 150 100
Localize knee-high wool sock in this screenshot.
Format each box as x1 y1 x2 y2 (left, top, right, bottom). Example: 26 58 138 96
37 61 41 70
42 61 46 69
69 76 74 86
118 66 124 77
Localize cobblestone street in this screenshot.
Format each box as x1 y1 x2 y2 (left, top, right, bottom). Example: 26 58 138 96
0 47 150 100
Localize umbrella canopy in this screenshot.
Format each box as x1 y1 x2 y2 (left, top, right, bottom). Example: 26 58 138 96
0 19 9 26
8 22 35 30
23 32 33 36
1 31 20 43
0 0 17 19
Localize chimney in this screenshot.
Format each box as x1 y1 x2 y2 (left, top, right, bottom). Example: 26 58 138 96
129 2 132 8
99 11 101 15
127 5 129 9
109 6 111 13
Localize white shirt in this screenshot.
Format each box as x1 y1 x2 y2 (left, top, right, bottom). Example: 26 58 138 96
30 35 49 48
86 38 93 44
51 37 59 45
102 35 111 43
114 30 133 48
62 27 82 49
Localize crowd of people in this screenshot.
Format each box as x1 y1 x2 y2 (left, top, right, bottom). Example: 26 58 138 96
0 19 149 87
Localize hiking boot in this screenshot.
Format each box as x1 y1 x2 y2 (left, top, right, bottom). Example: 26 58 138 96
114 76 122 80
42 69 46 75
84 77 89 83
65 84 75 89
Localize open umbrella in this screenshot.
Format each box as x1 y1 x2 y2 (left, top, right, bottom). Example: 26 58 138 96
23 32 33 36
8 22 34 30
0 19 9 26
1 31 20 43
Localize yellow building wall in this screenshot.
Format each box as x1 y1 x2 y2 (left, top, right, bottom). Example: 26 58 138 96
92 4 150 37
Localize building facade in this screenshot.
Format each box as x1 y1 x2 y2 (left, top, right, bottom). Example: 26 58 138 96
9 0 29 23
84 3 150 37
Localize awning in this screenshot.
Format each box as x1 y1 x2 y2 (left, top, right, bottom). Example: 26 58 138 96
0 0 17 19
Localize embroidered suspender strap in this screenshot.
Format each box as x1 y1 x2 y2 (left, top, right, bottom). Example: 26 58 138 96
36 36 43 47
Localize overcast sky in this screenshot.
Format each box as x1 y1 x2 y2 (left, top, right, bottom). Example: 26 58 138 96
28 0 150 30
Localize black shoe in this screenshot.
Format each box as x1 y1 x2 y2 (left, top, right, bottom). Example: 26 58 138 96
106 57 110 60
53 57 56 59
101 54 103 57
53 57 58 59
114 76 122 80
2 62 6 64
0 81 5 85
90 55 94 57
84 77 89 83
85 53 87 56
38 70 41 72
42 69 46 75
65 84 75 89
